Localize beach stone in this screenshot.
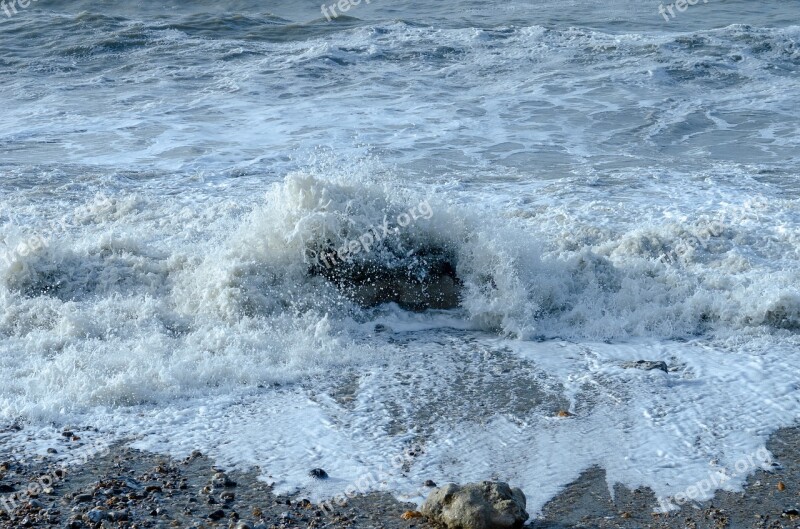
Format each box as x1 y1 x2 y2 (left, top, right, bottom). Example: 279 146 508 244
212 471 236 487
85 507 107 523
622 360 668 372
73 493 93 503
221 490 235 502
309 468 328 479
421 481 528 529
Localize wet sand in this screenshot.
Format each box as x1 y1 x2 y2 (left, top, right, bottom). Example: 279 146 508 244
0 425 798 528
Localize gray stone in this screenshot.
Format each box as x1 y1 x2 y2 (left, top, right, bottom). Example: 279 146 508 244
73 493 93 503
85 507 107 523
421 481 528 529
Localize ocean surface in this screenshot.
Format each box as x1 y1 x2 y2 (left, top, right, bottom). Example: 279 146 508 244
1 0 800 514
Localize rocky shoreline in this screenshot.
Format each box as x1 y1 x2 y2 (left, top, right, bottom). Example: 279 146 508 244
0 425 799 529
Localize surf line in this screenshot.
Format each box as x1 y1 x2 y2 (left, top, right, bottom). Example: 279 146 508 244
304 200 433 270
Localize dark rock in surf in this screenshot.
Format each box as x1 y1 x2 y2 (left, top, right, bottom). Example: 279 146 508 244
622 360 668 373
309 468 328 479
309 247 461 311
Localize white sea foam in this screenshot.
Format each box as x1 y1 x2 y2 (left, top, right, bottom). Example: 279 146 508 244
1 3 799 516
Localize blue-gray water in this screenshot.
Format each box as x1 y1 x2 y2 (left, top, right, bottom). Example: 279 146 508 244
1 0 799 514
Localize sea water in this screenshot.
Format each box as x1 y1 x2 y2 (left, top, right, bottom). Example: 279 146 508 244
1 0 799 514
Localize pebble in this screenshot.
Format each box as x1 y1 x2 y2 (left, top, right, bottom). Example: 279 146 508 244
109 509 130 521
221 490 235 502
73 493 93 503
424 480 437 487
85 507 107 523
309 468 328 479
212 471 236 487
208 509 225 520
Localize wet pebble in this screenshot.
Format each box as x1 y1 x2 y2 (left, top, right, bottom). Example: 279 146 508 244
208 509 225 520
309 468 328 479
221 490 235 502
212 471 236 487
85 507 106 523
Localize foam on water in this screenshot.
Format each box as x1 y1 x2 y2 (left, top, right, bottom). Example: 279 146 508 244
2 0 800 516
2 160 800 513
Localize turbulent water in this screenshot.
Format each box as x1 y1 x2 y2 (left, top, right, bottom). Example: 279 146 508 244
1 0 800 514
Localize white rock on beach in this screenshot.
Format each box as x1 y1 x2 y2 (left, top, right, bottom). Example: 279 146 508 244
421 481 529 529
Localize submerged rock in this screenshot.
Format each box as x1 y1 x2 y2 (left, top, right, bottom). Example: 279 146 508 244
421 481 528 529
622 360 668 373
309 468 328 479
309 248 461 311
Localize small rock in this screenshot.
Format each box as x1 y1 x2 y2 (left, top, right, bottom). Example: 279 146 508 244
235 523 253 529
778 481 786 491
0 484 14 493
402 510 424 520
421 481 528 529
309 468 328 479
221 490 235 503
73 493 93 503
46 447 58 454
62 431 73 438
622 360 668 373
424 480 437 487
208 509 226 521
212 471 236 487
85 507 107 523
